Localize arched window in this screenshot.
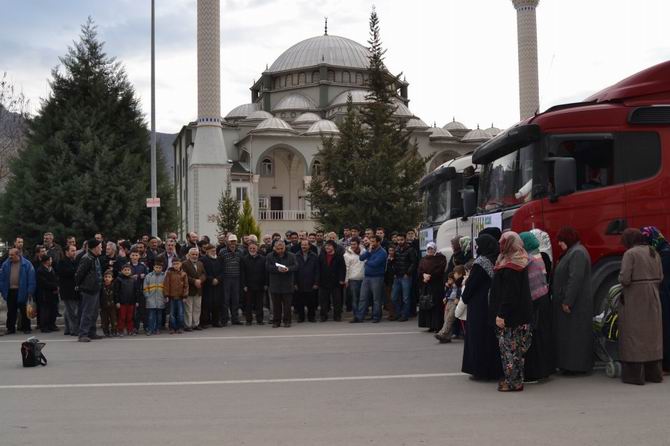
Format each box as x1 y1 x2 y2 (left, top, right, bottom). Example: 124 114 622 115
261 158 273 177
312 71 320 83
355 72 363 85
328 70 335 82
342 71 351 83
273 78 279 89
312 160 322 177
292 73 298 86
299 72 306 85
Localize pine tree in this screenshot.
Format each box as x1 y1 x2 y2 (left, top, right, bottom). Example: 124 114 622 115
0 19 177 247
308 8 428 233
237 197 261 240
216 180 239 236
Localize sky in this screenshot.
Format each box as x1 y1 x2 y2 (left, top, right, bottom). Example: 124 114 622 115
1 0 669 133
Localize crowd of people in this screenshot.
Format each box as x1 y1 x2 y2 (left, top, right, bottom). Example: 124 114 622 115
0 224 668 390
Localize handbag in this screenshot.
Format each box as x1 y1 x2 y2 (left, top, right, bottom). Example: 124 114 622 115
418 287 434 311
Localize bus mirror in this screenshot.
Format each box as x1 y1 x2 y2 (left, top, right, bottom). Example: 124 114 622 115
461 188 476 218
553 158 577 197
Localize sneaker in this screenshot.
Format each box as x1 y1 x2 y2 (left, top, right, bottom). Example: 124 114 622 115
78 336 91 343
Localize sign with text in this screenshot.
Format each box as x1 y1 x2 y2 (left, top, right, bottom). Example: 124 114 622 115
146 197 161 208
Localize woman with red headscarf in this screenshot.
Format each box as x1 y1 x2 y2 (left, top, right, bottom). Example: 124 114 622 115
553 227 594 374
490 231 533 391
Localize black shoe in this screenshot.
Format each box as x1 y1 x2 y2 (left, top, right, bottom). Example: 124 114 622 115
372 319 381 323
40 329 52 333
78 336 91 342
272 323 280 328
350 318 362 323
23 329 32 335
6 329 16 335
297 318 305 323
50 326 60 331
193 326 202 331
232 321 243 326
397 316 408 322
257 321 265 325
308 318 316 323
334 316 342 322
184 327 193 332
245 321 253 326
284 323 291 328
213 323 223 328
89 334 103 340
320 317 327 322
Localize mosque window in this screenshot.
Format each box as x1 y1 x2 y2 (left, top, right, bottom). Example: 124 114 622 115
299 72 306 85
274 78 279 89
261 158 274 177
292 73 298 86
312 71 320 83
355 72 363 85
328 70 335 82
312 160 322 176
342 71 351 83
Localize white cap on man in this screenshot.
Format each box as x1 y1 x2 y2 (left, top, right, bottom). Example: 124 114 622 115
228 234 238 242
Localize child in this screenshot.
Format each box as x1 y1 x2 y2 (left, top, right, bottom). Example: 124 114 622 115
143 261 166 335
128 249 148 334
100 270 117 336
435 265 465 343
163 257 189 334
115 263 138 336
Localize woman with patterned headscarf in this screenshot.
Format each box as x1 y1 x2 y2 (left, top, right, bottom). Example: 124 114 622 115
553 226 594 374
461 233 503 381
520 231 555 381
640 226 670 374
530 228 553 276
490 231 533 391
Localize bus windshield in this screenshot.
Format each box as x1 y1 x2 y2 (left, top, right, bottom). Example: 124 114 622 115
424 179 453 225
478 144 534 213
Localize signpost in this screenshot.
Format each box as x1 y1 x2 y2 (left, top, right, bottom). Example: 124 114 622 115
146 197 161 208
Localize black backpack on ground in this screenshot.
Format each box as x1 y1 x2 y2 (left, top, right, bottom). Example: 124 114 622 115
21 337 47 367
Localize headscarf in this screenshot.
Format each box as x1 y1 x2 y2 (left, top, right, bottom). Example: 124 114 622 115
474 233 498 278
519 232 540 255
641 226 669 252
451 236 462 253
479 227 502 242
459 236 472 256
530 229 553 261
426 242 436 254
556 226 580 249
495 231 529 272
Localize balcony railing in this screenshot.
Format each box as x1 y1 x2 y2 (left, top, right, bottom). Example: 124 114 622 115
259 209 315 221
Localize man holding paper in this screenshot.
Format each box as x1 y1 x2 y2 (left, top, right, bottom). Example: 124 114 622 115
265 240 297 328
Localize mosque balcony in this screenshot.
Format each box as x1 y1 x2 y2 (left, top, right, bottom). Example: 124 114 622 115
258 209 316 221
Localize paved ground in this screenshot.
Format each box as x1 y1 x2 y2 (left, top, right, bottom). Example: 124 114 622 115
0 318 668 446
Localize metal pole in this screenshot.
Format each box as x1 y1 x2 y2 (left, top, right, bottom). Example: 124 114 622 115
150 0 158 237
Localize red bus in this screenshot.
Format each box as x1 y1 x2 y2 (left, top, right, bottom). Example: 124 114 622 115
467 61 670 311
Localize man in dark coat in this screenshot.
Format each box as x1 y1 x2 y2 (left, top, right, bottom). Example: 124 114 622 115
219 234 244 326
74 239 103 342
295 239 319 323
57 244 80 336
265 241 297 328
201 244 223 328
241 242 267 325
317 240 346 322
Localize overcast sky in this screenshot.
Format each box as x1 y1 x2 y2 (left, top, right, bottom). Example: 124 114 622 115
1 0 668 133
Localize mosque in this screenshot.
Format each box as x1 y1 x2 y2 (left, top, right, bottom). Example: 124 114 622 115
171 0 536 238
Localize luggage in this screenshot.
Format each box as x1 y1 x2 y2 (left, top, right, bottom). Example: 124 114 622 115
21 337 47 367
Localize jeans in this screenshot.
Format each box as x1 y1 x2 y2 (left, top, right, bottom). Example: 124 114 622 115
222 277 240 323
63 299 80 335
78 290 100 338
169 299 185 330
147 308 162 333
357 276 385 321
391 276 413 319
348 280 362 316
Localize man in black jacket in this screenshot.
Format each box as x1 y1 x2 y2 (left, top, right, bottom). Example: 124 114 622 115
75 239 103 342
317 240 346 322
56 244 80 336
295 239 319 323
219 234 244 326
201 244 223 328
241 242 267 325
391 233 418 322
265 241 297 328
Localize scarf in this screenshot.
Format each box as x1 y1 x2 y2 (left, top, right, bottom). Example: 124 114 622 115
519 231 540 255
641 226 669 252
530 229 553 261
474 233 498 278
459 236 472 256
495 231 529 272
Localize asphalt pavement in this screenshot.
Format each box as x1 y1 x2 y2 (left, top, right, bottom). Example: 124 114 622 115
0 318 668 446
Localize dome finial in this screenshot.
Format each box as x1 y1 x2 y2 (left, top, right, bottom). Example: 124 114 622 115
433 121 437 128
324 17 328 36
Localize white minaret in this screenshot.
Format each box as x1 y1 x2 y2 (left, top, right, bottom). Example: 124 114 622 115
188 0 230 237
512 0 540 120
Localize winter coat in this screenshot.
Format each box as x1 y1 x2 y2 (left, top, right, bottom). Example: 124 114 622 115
417 253 447 330
99 254 118 277
344 247 366 282
392 244 419 277
36 265 59 303
241 253 267 291
143 271 166 309
155 251 179 271
0 257 36 304
317 251 346 289
75 251 102 294
553 242 594 372
295 251 319 291
618 244 663 363
360 247 387 278
182 259 206 297
100 284 115 310
114 274 138 305
489 267 533 328
163 268 189 299
56 257 79 301
266 251 297 294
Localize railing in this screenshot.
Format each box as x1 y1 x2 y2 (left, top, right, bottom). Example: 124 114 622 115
259 210 316 221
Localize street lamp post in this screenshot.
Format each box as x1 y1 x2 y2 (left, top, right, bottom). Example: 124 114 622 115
150 0 158 237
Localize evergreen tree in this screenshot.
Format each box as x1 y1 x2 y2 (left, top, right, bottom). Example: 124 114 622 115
0 19 177 247
308 8 428 233
216 180 239 236
237 197 261 240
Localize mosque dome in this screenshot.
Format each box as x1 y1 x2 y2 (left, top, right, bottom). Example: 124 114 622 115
272 94 318 112
268 35 370 73
392 99 413 118
243 110 274 123
304 119 340 136
225 103 260 120
443 118 468 131
485 124 502 137
293 112 322 127
462 125 492 143
429 126 455 140
329 89 371 107
253 117 296 134
406 117 430 130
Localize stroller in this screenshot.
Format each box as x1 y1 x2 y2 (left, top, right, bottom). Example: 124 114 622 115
593 284 621 378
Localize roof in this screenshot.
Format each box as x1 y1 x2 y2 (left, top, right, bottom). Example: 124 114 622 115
243 110 274 122
443 118 467 131
462 126 492 143
293 112 321 125
225 103 260 119
485 124 502 137
392 99 413 118
268 35 370 73
272 94 318 112
253 117 295 134
405 117 430 130
330 89 370 107
429 127 454 140
304 119 340 136
585 60 670 104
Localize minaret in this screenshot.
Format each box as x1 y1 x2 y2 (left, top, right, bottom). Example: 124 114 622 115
189 0 230 237
512 0 540 120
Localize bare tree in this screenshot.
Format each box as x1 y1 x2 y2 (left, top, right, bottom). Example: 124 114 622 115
0 72 30 187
